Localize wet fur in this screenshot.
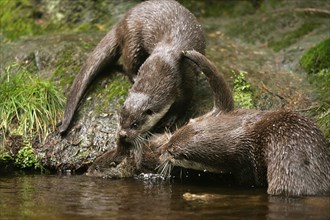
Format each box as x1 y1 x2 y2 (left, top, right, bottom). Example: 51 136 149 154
59 0 205 139
86 133 168 178
159 50 330 196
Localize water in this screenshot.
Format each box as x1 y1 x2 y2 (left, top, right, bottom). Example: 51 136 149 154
0 175 329 220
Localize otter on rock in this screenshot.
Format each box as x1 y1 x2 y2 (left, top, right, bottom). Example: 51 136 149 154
59 0 205 150
158 50 330 196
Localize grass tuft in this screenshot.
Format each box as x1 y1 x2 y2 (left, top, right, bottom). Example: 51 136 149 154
0 64 65 142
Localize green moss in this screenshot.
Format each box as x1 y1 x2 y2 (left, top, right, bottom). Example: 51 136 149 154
308 68 330 142
51 42 96 92
0 0 45 41
52 49 81 91
0 147 15 173
178 0 258 17
15 143 43 171
225 13 296 44
106 75 131 105
0 148 13 164
300 40 330 142
269 22 320 52
316 107 330 144
0 0 106 42
94 75 131 114
300 39 330 74
310 68 330 104
232 71 255 109
0 0 138 42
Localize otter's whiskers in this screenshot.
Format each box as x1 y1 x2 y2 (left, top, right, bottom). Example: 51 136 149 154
157 160 173 179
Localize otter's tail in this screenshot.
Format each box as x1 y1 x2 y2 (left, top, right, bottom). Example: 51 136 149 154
59 27 120 134
182 50 234 113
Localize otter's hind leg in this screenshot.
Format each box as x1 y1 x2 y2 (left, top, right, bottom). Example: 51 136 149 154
266 113 330 196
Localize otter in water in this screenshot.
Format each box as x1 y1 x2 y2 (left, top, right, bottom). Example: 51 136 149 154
158 50 330 196
59 0 205 147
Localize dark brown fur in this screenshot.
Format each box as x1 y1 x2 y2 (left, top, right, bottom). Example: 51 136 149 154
59 0 205 146
158 50 330 196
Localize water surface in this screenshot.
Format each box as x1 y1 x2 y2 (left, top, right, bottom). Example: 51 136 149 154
0 175 329 220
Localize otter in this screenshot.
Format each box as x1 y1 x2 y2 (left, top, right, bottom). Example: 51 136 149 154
59 0 205 149
86 133 168 178
158 50 330 196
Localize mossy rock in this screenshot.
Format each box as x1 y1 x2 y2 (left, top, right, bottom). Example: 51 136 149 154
0 0 46 41
300 39 330 74
268 22 321 52
0 0 139 42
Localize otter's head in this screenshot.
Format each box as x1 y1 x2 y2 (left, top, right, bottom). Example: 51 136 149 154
117 52 180 148
157 123 197 177
158 118 225 178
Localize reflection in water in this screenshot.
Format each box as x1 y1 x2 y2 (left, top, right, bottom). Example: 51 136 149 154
0 175 329 220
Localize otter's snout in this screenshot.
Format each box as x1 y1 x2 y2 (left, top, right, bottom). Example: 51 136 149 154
117 130 131 145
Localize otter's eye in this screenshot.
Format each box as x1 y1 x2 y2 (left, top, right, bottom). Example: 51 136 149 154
144 109 154 116
131 122 139 129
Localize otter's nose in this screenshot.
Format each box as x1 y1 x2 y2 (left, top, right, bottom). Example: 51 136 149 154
118 130 128 142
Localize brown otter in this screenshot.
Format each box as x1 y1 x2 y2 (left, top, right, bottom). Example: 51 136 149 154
59 0 205 149
86 133 168 178
85 48 235 178
158 50 330 196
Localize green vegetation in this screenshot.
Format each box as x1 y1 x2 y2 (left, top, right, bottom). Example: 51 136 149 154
300 39 330 74
316 106 330 145
106 76 131 105
15 143 44 170
0 0 46 41
0 148 15 173
0 0 95 41
300 39 330 143
51 45 88 91
309 69 330 143
225 6 324 50
94 75 131 114
0 148 14 164
179 0 259 17
0 64 65 140
232 71 255 109
225 13 296 44
309 68 330 106
0 0 139 42
0 64 65 171
269 22 320 52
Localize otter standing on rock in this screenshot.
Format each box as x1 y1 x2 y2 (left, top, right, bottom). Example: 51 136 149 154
158 50 330 196
59 0 205 155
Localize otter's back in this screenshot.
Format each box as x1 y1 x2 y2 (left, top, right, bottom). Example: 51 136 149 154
256 111 330 196
124 0 205 53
